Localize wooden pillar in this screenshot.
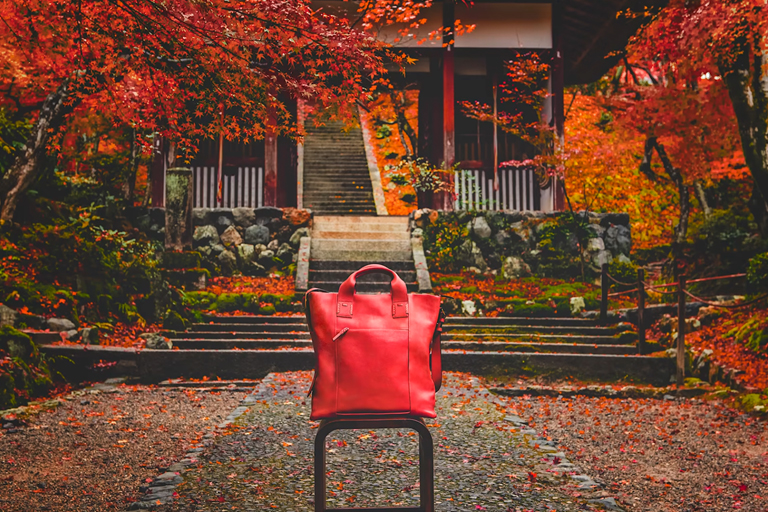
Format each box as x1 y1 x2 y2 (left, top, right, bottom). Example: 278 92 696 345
150 135 166 207
551 0 566 211
264 109 278 207
442 0 455 169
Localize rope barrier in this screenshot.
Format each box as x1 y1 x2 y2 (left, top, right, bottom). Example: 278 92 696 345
606 273 635 287
608 288 638 297
682 289 768 309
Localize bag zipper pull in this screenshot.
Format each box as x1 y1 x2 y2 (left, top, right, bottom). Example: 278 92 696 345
333 327 349 341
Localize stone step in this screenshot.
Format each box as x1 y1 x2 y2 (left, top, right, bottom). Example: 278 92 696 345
313 215 408 223
312 224 408 233
311 239 411 252
168 339 637 355
312 231 410 241
443 316 607 327
310 269 416 281
443 324 622 336
42 345 672 385
308 260 415 271
310 249 412 261
307 281 419 293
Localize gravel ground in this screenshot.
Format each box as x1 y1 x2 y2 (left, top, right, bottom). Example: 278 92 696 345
497 391 768 511
0 382 248 511
158 372 609 511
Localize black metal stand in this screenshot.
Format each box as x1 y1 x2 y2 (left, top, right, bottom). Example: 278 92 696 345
314 417 434 512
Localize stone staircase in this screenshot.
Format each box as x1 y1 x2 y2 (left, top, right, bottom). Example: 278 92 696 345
303 120 376 215
165 315 637 355
308 215 418 293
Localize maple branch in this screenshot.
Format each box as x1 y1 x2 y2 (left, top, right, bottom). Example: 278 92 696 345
623 56 641 86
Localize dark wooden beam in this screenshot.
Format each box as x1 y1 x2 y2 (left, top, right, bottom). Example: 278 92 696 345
264 109 278 206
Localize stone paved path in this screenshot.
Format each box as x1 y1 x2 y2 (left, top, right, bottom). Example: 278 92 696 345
147 372 610 511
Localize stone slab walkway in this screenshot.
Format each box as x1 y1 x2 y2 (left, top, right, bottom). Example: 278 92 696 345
149 372 609 511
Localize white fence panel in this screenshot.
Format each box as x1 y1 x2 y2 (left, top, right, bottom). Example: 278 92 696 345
454 168 538 211
192 166 264 208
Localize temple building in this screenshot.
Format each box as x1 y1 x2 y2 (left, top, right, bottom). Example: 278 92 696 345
150 0 659 214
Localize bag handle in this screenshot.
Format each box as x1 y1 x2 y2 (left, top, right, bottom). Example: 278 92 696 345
337 264 409 318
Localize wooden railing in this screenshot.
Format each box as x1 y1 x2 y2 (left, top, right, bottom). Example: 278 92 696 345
600 265 766 386
192 166 264 208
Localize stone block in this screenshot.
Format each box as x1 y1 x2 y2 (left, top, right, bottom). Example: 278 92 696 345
220 225 243 248
232 207 256 228
604 224 631 255
244 224 270 245
193 225 219 247
502 256 532 279
289 227 310 247
47 318 75 332
0 305 17 327
471 216 492 238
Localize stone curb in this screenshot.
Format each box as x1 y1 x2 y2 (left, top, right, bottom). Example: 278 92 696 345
411 234 432 292
295 236 311 291
127 384 262 509
357 107 389 216
489 385 708 400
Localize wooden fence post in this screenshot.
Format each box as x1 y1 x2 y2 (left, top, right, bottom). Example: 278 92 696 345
637 268 645 355
677 274 686 387
600 263 608 323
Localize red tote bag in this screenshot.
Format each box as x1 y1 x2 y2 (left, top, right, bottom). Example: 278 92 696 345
304 264 444 420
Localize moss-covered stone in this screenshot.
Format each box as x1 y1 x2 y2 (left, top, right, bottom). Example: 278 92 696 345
182 291 218 309
0 326 35 359
214 293 245 313
162 310 188 331
509 303 555 318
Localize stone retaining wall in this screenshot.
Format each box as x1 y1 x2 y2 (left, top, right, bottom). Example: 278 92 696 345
125 206 311 277
411 209 632 278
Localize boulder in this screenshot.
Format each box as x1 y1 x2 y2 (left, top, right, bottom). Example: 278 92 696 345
570 297 586 316
411 228 424 238
698 306 723 326
267 239 279 251
599 213 630 227
494 230 512 248
604 225 631 255
502 256 532 279
219 225 243 248
244 224 270 245
217 250 238 275
592 250 613 267
257 249 275 267
0 305 17 328
47 318 76 332
192 208 209 226
616 253 632 265
276 243 294 263
209 243 226 256
237 244 256 265
141 332 173 350
80 327 100 345
586 237 605 253
470 243 488 271
586 224 606 239
471 216 492 239
64 329 80 341
289 227 310 247
510 222 531 243
232 207 257 228
283 207 311 227
461 300 477 316
193 225 219 247
254 206 283 225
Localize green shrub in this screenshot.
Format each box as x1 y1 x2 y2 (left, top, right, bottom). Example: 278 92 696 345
214 293 245 312
260 293 280 304
747 252 768 290
182 291 217 309
511 303 555 317
0 326 58 409
608 259 638 288
259 304 276 315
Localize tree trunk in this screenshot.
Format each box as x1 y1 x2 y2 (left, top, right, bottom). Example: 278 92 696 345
392 91 418 159
0 84 71 223
122 128 139 204
720 38 768 235
693 179 712 219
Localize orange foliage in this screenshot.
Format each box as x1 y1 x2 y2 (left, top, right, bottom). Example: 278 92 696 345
361 91 419 215
563 94 674 250
206 276 296 297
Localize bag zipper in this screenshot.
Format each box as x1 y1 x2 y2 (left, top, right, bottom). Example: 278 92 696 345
332 327 350 341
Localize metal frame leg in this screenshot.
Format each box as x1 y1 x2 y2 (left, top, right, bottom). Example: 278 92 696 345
314 417 434 512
